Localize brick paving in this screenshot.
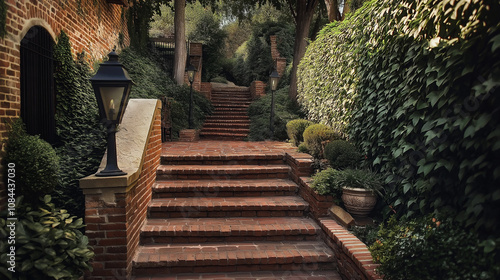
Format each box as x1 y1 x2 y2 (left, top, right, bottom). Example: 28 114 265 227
132 140 340 279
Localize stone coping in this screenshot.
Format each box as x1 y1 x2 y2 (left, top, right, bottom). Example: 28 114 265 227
80 99 161 198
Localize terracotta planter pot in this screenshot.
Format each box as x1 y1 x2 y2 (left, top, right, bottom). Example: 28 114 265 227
341 187 377 217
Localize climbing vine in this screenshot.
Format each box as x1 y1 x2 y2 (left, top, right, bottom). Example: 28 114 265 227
298 0 500 240
127 0 168 51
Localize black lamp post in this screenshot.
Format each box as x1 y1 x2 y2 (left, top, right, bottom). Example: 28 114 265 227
269 69 280 137
90 50 134 177
186 63 196 129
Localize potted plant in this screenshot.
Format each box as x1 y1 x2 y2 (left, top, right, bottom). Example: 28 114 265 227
340 169 383 217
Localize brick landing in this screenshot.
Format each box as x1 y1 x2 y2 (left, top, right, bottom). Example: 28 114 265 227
132 141 340 279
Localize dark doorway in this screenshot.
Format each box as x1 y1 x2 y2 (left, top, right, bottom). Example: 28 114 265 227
20 26 56 144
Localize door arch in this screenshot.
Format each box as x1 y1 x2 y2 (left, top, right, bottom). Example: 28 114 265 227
20 25 56 144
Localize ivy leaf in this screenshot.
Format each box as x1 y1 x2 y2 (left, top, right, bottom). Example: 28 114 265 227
491 34 500 52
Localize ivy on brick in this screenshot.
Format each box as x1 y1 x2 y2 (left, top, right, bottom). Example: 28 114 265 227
52 30 106 219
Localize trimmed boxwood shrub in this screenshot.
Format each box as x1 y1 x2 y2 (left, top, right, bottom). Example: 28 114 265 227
303 124 341 158
0 195 94 280
324 140 361 169
2 119 59 205
310 168 343 200
286 119 314 146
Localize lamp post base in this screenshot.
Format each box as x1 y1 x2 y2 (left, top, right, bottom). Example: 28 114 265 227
95 169 127 177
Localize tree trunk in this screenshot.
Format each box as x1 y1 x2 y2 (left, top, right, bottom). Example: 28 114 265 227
173 0 187 85
288 0 318 104
325 0 341 22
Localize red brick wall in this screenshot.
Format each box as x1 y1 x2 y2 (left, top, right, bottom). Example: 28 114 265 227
250 80 266 100
84 105 161 279
0 0 129 211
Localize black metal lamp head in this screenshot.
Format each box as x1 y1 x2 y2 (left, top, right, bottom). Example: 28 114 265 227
90 50 134 125
269 69 280 91
186 63 196 84
90 50 134 177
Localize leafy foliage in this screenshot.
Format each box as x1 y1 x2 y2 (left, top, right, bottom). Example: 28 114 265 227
189 12 227 82
2 120 59 205
310 167 343 199
370 215 499 280
298 0 500 241
248 86 301 141
286 119 314 146
324 140 361 170
233 21 295 86
127 0 169 50
303 124 341 158
0 196 93 280
120 47 213 137
52 31 106 219
341 168 383 191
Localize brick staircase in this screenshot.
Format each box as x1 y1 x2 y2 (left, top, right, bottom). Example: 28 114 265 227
132 144 339 279
200 87 251 140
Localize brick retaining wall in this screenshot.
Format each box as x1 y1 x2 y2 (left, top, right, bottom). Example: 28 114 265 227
80 99 161 279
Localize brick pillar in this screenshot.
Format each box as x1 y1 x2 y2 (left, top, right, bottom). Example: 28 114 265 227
270 35 280 61
250 81 267 100
200 82 212 101
80 99 161 280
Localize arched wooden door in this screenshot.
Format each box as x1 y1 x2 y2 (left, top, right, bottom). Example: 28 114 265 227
20 26 56 144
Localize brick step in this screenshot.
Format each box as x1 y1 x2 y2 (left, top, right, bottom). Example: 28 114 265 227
203 119 250 124
160 153 283 165
147 196 308 218
214 107 248 112
211 95 251 100
153 179 297 197
134 270 341 280
140 217 320 244
132 241 334 275
200 127 250 134
199 134 248 141
211 87 250 93
202 122 250 129
133 270 341 280
205 114 249 120
212 103 251 108
157 164 289 180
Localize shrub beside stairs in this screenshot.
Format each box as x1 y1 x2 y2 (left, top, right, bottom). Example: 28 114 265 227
131 145 340 279
200 87 251 140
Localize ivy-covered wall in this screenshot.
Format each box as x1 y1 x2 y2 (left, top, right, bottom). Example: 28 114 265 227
0 0 128 211
298 0 500 240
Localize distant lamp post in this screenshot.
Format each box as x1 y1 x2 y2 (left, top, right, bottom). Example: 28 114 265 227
269 69 280 137
186 63 196 129
90 50 134 177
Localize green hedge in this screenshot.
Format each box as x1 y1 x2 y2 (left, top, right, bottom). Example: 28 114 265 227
286 119 314 146
303 124 341 158
2 120 59 205
298 0 500 242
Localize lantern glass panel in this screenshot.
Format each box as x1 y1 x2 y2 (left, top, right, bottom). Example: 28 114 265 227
271 77 278 91
188 70 195 83
100 86 126 121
